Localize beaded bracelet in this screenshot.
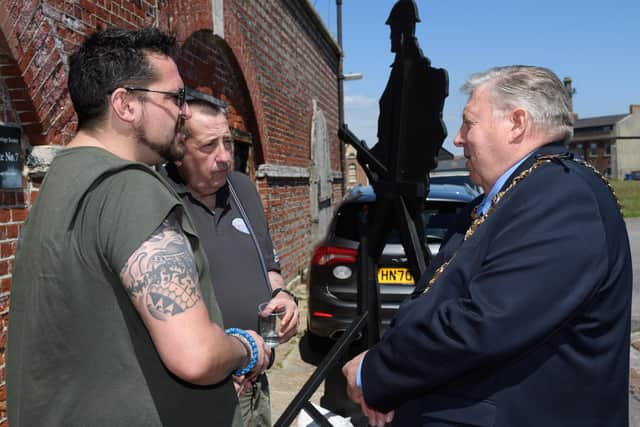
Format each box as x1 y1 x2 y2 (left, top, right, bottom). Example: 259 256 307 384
225 328 258 376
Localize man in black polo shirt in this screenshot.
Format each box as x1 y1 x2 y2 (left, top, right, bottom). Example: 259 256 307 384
162 89 300 426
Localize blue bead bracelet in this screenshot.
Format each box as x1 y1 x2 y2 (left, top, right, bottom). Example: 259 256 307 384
225 328 258 376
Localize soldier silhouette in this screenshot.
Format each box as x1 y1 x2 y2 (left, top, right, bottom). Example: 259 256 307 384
313 2 450 425
371 0 448 182
357 0 449 273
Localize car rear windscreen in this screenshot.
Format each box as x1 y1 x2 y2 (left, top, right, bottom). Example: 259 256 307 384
333 200 468 243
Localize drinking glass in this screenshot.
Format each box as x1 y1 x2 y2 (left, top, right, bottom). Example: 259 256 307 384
258 302 285 348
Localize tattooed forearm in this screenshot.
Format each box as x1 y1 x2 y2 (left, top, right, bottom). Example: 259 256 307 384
120 216 202 321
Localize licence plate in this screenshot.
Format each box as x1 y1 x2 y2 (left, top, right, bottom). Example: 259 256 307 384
377 267 414 285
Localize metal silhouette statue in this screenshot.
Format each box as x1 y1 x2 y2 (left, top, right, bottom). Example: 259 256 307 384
275 1 448 425
348 0 448 280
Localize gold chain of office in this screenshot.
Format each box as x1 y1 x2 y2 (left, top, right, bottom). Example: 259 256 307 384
422 155 621 294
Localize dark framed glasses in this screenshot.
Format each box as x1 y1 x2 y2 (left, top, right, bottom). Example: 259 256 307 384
124 86 186 108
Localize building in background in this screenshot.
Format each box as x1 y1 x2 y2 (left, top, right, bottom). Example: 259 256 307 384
344 144 368 189
0 2 344 422
568 105 640 179
343 143 455 191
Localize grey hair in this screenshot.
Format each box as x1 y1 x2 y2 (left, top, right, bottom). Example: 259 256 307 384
462 65 574 141
188 98 228 118
183 99 228 140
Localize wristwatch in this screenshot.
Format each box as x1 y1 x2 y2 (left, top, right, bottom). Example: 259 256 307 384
271 287 298 305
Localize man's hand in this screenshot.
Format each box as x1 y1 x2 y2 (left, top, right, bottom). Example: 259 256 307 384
244 329 271 378
267 293 299 343
268 271 299 343
233 330 270 396
343 351 394 427
342 351 366 402
232 375 251 396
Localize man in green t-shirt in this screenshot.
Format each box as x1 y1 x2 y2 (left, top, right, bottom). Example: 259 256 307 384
7 27 270 427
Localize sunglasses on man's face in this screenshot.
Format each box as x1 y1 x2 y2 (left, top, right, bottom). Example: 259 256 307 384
124 87 186 109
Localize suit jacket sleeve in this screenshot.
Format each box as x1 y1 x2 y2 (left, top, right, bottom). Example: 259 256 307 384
361 163 611 412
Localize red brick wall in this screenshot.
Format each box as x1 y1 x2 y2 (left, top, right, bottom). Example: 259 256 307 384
0 1 341 422
223 1 341 168
0 183 38 423
264 177 312 278
221 1 341 279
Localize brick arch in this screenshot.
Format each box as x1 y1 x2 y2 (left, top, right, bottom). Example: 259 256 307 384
220 13 271 164
0 32 45 145
0 2 77 146
177 29 267 168
157 0 270 168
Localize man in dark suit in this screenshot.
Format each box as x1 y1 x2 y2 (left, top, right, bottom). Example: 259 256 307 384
342 65 632 427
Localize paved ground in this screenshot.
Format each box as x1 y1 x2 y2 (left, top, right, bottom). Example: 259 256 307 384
630 332 640 427
270 218 640 426
268 282 324 425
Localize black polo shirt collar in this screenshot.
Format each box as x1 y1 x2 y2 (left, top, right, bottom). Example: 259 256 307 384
162 163 231 219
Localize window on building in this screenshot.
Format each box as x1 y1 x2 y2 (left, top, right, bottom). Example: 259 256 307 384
348 164 357 184
234 141 249 174
230 128 254 175
590 143 598 157
573 143 584 160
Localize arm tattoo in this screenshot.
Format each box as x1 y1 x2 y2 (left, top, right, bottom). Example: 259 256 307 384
120 216 202 321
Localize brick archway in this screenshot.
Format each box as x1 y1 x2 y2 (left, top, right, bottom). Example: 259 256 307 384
157 0 267 173
177 30 265 174
0 34 44 145
0 2 78 146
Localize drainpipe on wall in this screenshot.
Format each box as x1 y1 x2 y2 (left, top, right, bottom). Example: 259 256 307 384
337 0 345 195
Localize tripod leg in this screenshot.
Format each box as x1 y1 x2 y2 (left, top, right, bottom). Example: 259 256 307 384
274 314 368 427
301 401 334 427
394 196 429 281
358 236 381 347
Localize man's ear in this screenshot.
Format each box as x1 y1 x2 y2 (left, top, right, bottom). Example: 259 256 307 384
110 88 137 123
509 107 528 143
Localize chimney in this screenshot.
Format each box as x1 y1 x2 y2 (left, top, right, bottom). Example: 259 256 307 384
563 77 574 112
630 104 640 114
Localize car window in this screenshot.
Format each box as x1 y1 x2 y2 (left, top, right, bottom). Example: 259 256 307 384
333 200 468 244
429 176 471 186
430 176 482 193
422 200 467 243
333 202 372 242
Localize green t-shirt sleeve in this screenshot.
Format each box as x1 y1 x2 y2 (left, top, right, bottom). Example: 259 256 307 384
90 167 182 274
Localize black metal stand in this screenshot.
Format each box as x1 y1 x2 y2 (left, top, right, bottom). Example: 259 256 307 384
274 233 383 426
273 312 369 427
274 1 447 423
273 146 430 427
